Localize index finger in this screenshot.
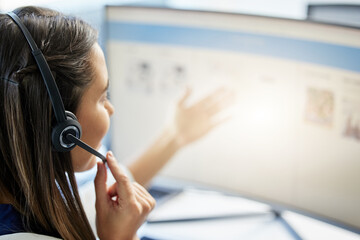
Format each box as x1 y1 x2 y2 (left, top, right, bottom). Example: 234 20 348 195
177 87 192 108
106 151 134 198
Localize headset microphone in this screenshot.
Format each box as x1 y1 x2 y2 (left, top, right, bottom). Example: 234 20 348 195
7 12 107 163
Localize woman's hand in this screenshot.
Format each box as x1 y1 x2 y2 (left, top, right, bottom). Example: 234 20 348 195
172 87 235 148
94 151 156 240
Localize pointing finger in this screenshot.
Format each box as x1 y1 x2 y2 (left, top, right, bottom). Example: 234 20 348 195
106 151 134 199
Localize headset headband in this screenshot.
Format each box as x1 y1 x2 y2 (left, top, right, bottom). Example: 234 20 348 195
7 12 67 123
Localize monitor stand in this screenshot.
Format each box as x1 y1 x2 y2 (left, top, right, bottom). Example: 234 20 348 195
272 210 303 240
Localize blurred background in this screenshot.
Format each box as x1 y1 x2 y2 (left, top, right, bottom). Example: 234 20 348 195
1 0 360 46
1 0 360 19
1 1 359 239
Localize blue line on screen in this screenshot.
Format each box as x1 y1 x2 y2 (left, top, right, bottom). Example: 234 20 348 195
107 21 360 73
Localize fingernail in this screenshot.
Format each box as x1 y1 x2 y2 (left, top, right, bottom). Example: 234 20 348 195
107 151 113 158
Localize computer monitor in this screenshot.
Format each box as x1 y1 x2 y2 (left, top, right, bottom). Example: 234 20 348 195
105 6 360 234
307 4 360 28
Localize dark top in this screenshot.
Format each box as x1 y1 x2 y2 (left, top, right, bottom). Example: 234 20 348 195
0 204 25 235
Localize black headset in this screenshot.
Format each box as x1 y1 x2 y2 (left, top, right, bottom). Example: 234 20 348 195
7 12 106 163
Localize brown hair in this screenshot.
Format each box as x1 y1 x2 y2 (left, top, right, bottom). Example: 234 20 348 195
0 6 97 239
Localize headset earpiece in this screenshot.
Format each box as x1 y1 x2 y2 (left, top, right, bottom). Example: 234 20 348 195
51 111 82 152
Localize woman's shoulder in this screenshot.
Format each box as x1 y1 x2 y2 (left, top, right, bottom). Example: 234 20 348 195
0 204 25 235
0 205 61 239
0 233 61 239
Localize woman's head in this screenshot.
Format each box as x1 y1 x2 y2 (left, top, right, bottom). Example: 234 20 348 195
0 6 103 239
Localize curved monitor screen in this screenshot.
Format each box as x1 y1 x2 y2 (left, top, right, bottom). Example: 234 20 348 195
106 6 360 233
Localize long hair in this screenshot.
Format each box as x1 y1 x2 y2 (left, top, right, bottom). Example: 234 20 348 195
0 6 97 239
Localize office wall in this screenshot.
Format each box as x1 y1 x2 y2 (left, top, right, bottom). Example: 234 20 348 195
2 0 360 19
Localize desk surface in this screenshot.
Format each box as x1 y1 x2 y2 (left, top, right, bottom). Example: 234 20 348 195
141 176 360 240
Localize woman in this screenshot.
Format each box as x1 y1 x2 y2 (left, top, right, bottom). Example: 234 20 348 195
0 6 156 239
0 6 232 240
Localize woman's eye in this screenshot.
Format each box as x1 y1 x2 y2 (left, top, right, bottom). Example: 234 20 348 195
100 91 110 103
100 95 107 103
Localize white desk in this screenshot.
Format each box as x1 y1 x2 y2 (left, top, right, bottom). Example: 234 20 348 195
141 176 360 240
